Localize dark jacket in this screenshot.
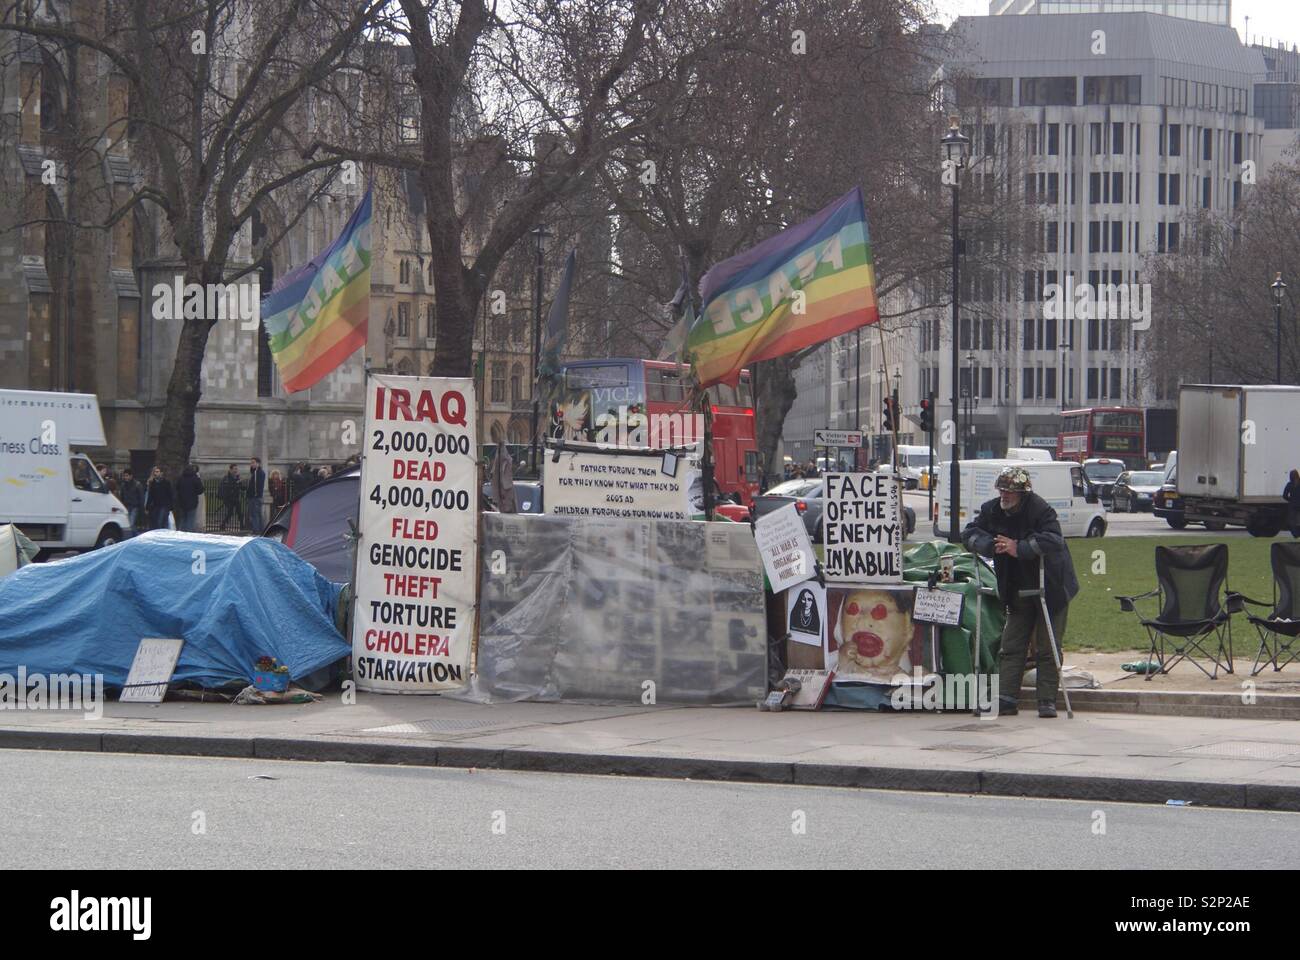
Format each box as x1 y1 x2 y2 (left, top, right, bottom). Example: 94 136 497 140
176 472 205 512
1284 480 1300 507
145 476 173 512
962 491 1079 613
118 478 143 510
218 472 241 505
247 466 266 500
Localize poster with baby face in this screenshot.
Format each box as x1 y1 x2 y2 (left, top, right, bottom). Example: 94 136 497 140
824 585 924 684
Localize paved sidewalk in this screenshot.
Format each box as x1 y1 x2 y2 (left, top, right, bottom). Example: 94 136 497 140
3 693 1300 811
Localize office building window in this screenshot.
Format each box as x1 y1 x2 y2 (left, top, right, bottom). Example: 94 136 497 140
1087 367 1099 400
1022 367 1034 399
1202 177 1211 209
1233 132 1243 164
1090 122 1103 155
1046 221 1059 253
1168 222 1180 252
1084 75 1140 105
1203 128 1212 160
1169 124 1181 156
1021 76 1076 106
1169 173 1180 205
1047 123 1059 155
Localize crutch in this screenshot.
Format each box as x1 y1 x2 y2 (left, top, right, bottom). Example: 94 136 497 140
1018 562 1073 719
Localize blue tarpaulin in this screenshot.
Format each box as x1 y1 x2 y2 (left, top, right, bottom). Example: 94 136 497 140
0 532 349 689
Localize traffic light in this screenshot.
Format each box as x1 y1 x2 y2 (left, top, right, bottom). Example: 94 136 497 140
919 396 933 433
882 397 895 432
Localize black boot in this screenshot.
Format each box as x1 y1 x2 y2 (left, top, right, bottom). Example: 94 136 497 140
1038 699 1058 718
978 695 1018 717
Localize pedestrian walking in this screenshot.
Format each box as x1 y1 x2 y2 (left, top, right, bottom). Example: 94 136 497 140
217 463 243 531
246 456 267 535
144 466 173 531
962 465 1079 718
269 469 288 514
1284 469 1300 537
175 464 205 532
118 468 143 534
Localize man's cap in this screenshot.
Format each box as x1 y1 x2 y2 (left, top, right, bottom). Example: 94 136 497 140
995 466 1032 492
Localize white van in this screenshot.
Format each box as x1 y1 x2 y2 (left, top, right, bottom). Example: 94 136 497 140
932 459 1106 539
1005 447 1053 462
893 445 937 488
0 390 129 553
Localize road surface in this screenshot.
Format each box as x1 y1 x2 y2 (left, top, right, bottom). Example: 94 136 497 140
3 749 1296 869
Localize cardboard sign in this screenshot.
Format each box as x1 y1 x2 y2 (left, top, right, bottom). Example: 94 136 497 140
786 583 826 647
821 473 903 584
120 638 184 703
545 444 693 520
783 669 835 709
352 375 478 693
913 586 965 626
754 502 816 592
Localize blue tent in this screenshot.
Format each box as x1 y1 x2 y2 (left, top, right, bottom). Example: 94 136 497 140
0 532 349 689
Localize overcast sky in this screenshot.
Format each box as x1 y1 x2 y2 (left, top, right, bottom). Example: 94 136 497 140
930 0 1300 50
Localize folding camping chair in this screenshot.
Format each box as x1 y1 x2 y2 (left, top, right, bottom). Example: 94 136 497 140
1116 544 1234 680
1226 541 1300 677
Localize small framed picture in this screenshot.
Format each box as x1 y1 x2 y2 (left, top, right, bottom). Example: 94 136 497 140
661 452 679 477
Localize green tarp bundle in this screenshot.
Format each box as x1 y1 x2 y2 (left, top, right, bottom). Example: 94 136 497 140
902 540 1004 678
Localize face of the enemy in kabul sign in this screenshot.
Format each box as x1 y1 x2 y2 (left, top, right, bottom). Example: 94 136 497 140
837 589 911 674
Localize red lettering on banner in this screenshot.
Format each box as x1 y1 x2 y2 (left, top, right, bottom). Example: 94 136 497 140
382 573 442 599
363 629 451 657
390 517 439 540
393 459 443 482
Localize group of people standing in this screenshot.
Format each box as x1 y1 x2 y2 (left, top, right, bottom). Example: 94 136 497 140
94 457 311 536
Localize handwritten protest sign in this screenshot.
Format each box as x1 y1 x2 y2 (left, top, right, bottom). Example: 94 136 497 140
754 502 816 592
821 473 902 584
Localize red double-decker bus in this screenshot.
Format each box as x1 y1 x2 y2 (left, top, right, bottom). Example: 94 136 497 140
1056 406 1146 469
554 358 761 507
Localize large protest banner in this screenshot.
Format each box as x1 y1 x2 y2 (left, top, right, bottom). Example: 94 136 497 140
353 375 478 693
545 444 693 520
821 472 902 584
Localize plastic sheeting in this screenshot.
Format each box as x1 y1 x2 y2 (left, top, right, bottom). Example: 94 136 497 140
462 514 767 704
901 540 1004 675
0 531 349 689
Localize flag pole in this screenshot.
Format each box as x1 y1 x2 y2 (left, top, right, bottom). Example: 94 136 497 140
701 389 714 521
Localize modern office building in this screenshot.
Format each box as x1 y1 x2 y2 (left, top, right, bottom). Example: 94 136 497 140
989 0 1230 26
875 12 1266 458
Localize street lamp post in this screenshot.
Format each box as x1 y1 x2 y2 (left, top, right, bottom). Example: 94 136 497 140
941 118 971 542
1273 273 1287 385
528 224 552 476
965 351 977 458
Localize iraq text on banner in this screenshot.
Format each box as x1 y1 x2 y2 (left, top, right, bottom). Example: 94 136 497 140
687 186 878 389
260 189 372 393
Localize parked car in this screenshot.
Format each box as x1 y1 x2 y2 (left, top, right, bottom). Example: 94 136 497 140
752 478 915 542
1081 458 1125 507
1111 470 1165 513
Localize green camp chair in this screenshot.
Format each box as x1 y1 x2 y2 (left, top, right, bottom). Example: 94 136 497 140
1226 541 1300 677
1116 544 1234 680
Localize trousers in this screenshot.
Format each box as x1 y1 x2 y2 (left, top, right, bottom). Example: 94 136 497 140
999 596 1069 702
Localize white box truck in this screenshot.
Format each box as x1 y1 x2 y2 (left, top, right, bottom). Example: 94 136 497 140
1176 384 1300 536
0 390 130 553
932 459 1107 540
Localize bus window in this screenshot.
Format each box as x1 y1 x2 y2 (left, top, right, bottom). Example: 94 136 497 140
745 450 761 483
647 366 687 403
1092 411 1141 431
565 363 628 391
737 373 753 407
707 383 740 407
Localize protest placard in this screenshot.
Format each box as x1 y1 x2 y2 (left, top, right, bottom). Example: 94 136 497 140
821 472 902 584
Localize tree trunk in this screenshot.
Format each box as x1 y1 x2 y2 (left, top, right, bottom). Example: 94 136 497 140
154 267 220 479
754 355 797 489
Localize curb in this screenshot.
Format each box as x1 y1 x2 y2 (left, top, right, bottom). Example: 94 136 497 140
3 727 1298 812
1018 688 1300 721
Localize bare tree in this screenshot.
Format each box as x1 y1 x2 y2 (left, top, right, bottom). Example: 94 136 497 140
1 0 384 476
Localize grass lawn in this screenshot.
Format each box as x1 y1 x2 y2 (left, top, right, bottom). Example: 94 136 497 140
1064 536 1279 653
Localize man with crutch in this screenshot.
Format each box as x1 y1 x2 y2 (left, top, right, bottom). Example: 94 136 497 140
962 466 1079 718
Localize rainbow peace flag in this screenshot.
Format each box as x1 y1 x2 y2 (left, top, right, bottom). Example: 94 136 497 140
687 187 878 388
261 189 372 393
